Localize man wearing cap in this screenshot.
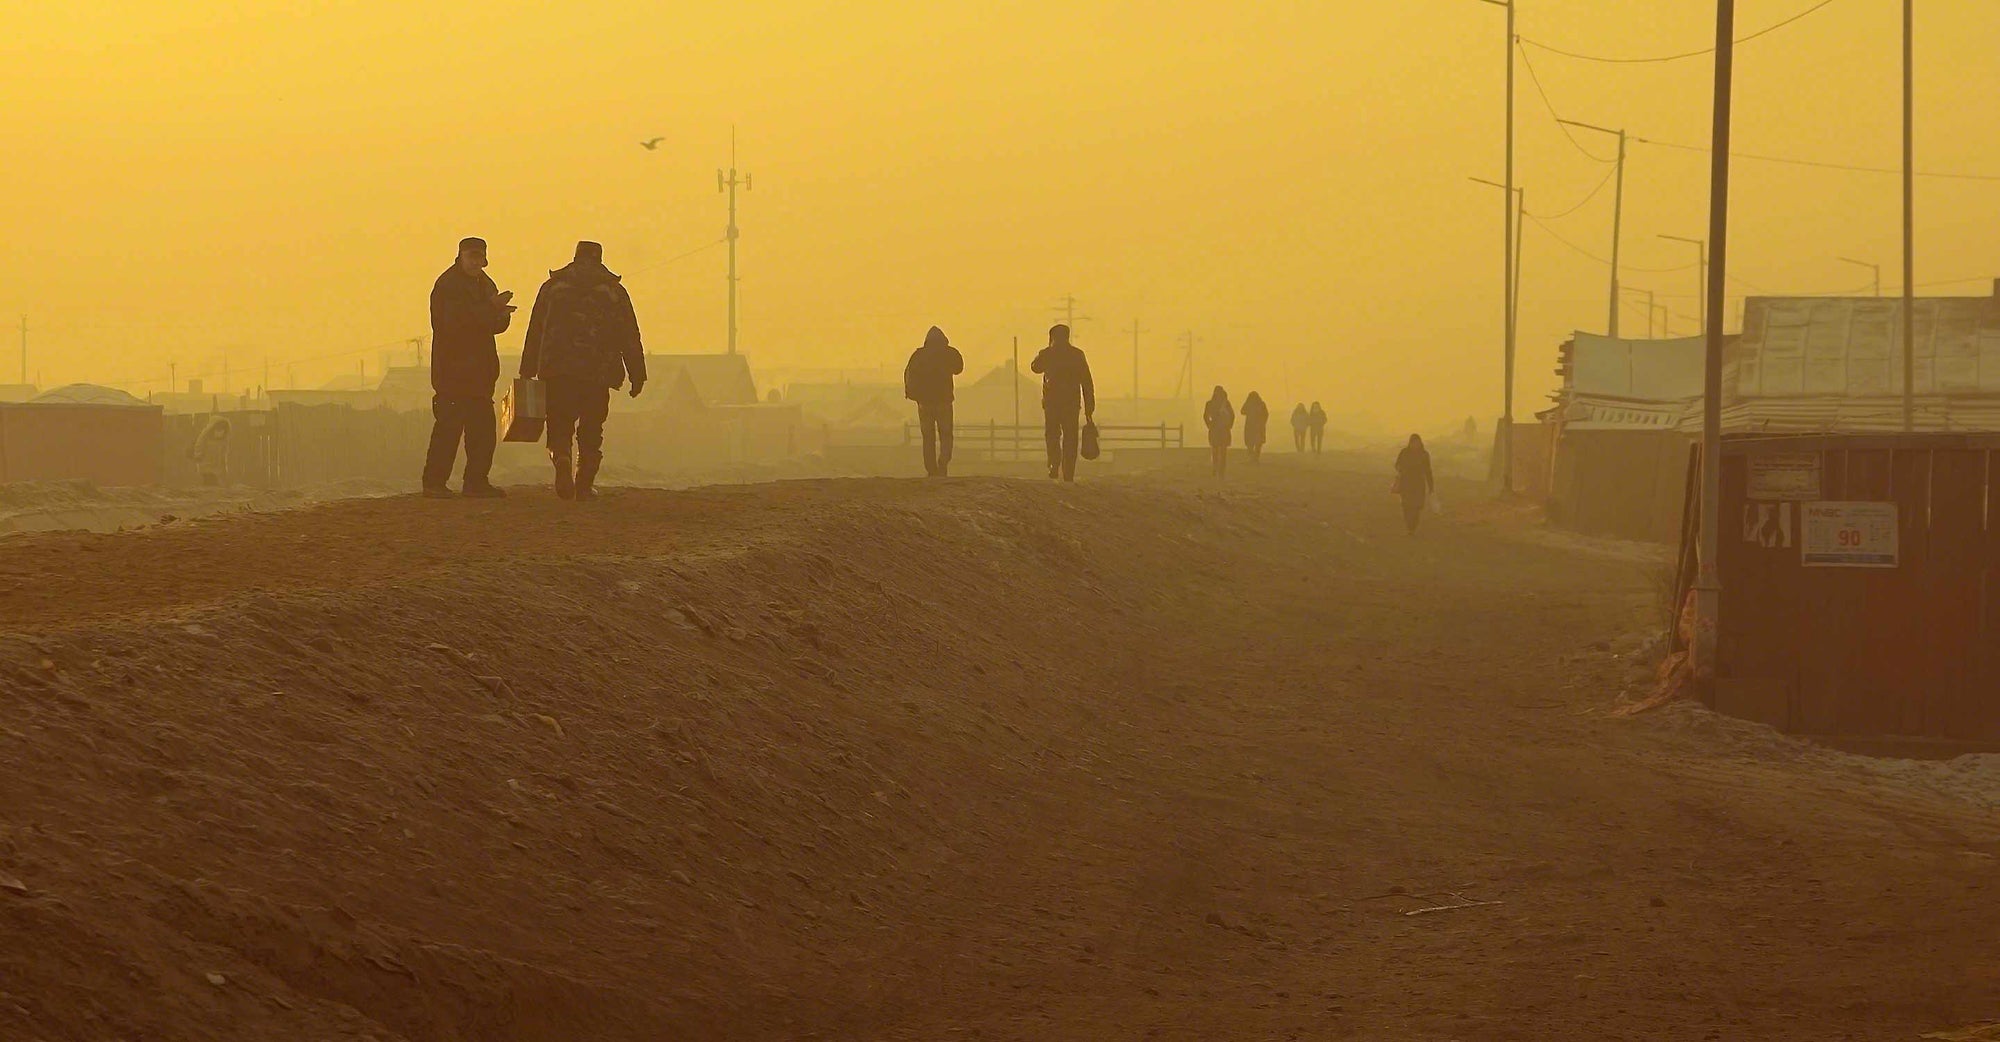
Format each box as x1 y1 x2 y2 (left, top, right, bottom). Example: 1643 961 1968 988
1030 323 1095 482
520 241 647 501
422 236 516 498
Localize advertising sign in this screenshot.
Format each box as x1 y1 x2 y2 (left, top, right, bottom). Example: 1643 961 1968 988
1801 501 1899 568
1747 453 1823 501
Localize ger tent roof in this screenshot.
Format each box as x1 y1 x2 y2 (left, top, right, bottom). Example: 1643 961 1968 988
30 384 149 407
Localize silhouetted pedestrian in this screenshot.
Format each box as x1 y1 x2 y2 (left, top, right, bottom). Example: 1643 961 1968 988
1031 324 1095 482
1203 385 1234 479
423 237 516 498
520 241 646 502
904 326 964 477
1394 434 1436 535
1290 403 1309 453
1308 401 1328 455
1241 391 1269 463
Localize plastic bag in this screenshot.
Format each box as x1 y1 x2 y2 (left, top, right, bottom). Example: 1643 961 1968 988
1429 494 1444 515
1079 421 1101 461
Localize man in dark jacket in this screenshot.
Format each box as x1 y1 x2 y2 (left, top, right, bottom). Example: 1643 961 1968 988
903 325 964 477
422 237 515 498
519 241 646 501
1030 323 1095 482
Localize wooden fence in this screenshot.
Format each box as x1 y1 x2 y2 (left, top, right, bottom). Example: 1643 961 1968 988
1692 434 2000 742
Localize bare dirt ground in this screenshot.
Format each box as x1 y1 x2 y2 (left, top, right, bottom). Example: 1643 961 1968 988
2 460 1996 1040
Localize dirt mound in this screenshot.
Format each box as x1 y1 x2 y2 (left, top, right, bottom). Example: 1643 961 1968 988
3 472 1995 1041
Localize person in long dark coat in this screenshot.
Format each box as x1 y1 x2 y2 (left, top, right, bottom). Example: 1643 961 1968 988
1202 385 1235 479
1240 391 1270 463
1308 401 1329 455
422 237 516 498
1394 434 1436 535
904 326 964 477
1290 403 1310 452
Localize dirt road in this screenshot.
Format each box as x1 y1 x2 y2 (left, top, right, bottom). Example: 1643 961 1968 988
2 463 1995 1040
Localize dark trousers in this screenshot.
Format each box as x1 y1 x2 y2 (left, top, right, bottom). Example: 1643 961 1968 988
1293 428 1307 452
546 380 611 468
422 395 496 489
918 401 954 475
1044 404 1081 481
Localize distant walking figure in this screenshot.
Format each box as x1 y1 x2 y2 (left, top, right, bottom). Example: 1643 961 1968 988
1031 324 1096 482
423 236 516 499
520 241 647 502
1290 403 1310 453
1240 391 1270 463
904 325 964 477
1394 434 1436 535
1308 401 1328 455
1202 385 1235 479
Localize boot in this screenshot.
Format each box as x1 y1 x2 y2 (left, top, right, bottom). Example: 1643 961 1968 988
574 454 601 502
551 453 574 500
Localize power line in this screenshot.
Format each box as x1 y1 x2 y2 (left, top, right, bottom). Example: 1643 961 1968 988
1633 136 2000 182
1522 212 1699 272
1519 0 1840 65
1527 164 1617 221
622 237 728 278
1515 42 1615 163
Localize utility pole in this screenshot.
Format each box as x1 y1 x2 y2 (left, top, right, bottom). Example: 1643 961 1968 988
1838 256 1882 297
1174 331 1199 400
1902 0 1915 432
1660 235 1708 333
1471 178 1525 422
1125 319 1146 400
1693 0 1736 694
1475 0 1516 496
1558 119 1626 336
718 128 751 356
169 360 177 395
1050 295 1093 337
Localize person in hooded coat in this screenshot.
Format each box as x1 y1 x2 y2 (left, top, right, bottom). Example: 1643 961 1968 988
1240 391 1270 463
1394 434 1436 535
1308 401 1329 454
423 236 516 498
1290 403 1310 452
904 326 964 477
520 241 647 501
1202 385 1235 479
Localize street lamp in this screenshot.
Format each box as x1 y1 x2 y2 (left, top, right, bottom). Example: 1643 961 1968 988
1469 178 1524 342
1659 234 1708 334
1837 256 1882 297
1556 119 1627 338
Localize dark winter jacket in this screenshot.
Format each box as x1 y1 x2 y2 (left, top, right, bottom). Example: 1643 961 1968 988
904 327 964 405
1290 404 1310 431
1203 396 1235 447
520 260 646 389
1396 444 1435 496
1031 342 1096 415
1241 393 1270 445
429 263 512 399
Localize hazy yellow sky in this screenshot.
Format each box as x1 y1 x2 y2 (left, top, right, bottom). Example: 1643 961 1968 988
4 1 1997 429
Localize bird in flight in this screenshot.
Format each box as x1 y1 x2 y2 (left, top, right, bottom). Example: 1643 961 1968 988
639 137 665 150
